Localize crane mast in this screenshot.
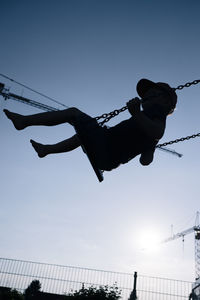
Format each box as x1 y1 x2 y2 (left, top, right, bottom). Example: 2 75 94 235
162 212 200 281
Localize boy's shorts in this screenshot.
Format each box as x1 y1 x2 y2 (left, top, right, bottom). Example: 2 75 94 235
73 112 112 171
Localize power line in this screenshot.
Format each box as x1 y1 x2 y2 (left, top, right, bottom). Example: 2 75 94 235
0 73 68 109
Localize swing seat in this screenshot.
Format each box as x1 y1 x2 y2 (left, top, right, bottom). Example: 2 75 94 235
73 118 104 182
78 139 104 182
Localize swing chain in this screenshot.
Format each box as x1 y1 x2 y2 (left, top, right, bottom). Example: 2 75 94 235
174 79 200 91
96 105 127 126
157 133 200 148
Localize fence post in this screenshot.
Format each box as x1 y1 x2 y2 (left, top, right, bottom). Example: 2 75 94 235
128 272 137 300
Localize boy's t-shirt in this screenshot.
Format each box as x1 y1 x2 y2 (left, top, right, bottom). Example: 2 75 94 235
104 106 167 170
74 104 167 171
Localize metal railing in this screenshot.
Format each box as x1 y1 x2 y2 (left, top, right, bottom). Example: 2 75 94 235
0 257 193 299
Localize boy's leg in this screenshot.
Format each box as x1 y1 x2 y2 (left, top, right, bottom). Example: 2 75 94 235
30 134 81 158
3 107 85 130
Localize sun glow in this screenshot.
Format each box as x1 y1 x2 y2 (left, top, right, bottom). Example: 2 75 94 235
138 229 161 253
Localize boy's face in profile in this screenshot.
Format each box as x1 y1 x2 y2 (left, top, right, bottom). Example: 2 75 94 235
141 87 173 115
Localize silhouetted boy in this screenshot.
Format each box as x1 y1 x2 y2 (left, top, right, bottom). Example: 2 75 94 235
4 79 177 171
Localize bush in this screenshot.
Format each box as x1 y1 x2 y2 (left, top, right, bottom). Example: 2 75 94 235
0 287 24 300
67 284 121 299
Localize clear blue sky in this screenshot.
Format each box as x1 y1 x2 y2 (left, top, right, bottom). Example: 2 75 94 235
0 0 200 282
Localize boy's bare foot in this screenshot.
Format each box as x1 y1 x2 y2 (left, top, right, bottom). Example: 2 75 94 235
3 109 26 130
30 139 48 158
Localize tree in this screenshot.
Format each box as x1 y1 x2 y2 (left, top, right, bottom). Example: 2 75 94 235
24 280 41 299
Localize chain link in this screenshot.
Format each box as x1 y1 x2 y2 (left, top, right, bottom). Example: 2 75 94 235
174 79 200 91
157 133 200 148
96 105 127 126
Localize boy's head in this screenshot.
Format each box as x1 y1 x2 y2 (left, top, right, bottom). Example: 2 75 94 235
136 79 177 115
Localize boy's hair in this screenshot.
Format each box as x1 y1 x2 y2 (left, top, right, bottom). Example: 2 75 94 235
137 79 177 114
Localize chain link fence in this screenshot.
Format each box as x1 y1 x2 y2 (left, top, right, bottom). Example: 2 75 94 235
0 257 194 299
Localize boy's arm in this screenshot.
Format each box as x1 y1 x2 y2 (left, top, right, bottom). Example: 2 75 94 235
127 98 166 140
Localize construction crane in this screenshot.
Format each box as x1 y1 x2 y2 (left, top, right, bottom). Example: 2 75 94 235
162 211 200 281
0 82 59 112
